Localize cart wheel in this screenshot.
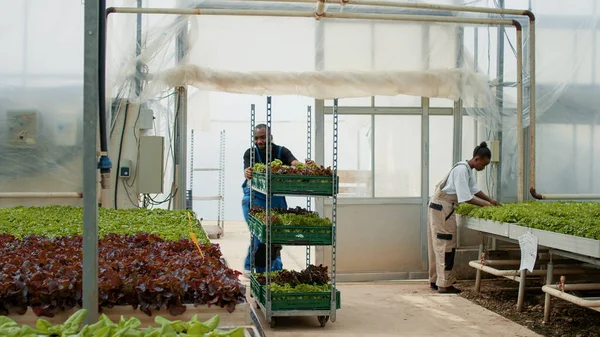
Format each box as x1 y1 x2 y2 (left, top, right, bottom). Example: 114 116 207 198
269 318 276 328
317 316 329 327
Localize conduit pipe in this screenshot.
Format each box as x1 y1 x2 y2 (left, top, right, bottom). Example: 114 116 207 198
0 192 83 198
543 284 600 308
103 7 527 204
480 258 576 266
98 0 112 209
103 11 524 154
469 261 595 277
242 0 536 202
315 0 325 19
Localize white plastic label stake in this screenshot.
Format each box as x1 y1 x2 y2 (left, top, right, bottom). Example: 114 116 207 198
518 231 538 272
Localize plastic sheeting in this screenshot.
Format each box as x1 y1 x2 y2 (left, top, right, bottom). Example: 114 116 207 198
154 66 494 103
0 0 599 213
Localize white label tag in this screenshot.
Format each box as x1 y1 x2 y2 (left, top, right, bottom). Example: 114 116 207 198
518 231 538 272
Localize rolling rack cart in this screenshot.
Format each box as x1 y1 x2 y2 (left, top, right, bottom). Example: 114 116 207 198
248 96 340 328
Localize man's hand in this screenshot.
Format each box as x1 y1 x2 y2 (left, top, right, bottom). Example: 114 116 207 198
244 168 253 180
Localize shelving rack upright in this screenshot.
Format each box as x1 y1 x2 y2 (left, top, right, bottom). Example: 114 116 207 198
190 129 226 238
248 96 340 328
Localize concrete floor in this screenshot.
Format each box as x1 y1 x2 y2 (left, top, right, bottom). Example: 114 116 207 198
206 220 540 337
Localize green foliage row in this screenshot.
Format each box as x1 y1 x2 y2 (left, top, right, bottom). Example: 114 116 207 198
268 283 331 293
0 206 209 244
0 309 244 337
456 201 600 240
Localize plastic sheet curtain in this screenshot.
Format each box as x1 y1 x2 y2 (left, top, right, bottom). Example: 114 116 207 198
0 0 599 212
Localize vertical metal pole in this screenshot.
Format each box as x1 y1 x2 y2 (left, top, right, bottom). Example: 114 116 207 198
421 97 430 268
306 106 312 268
175 14 188 210
454 25 464 164
331 98 339 323
474 239 484 292
371 114 375 198
516 25 524 203
454 26 464 248
265 96 273 323
83 0 100 325
134 0 142 97
421 23 430 269
517 269 527 311
496 0 505 203
188 129 194 210
543 254 554 322
249 105 256 274
220 130 226 234
314 21 326 266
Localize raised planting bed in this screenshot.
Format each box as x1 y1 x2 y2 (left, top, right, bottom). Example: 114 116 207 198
0 205 209 244
248 206 332 245
456 201 600 241
0 233 247 321
251 160 339 196
250 265 341 311
457 201 600 258
1 308 253 336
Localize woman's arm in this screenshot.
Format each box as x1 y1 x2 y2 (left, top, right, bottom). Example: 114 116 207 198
475 191 501 206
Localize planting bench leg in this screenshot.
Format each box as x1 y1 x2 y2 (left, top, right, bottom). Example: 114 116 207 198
516 269 527 312
475 239 485 292
543 255 554 322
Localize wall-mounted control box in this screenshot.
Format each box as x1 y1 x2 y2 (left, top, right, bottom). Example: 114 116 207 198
7 110 38 147
119 159 132 178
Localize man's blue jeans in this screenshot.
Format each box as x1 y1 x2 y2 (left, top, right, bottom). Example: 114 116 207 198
242 192 285 273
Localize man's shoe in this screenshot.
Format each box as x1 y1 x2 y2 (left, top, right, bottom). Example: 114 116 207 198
438 285 461 294
430 282 438 290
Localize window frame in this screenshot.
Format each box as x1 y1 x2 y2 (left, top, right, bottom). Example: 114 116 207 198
323 101 454 200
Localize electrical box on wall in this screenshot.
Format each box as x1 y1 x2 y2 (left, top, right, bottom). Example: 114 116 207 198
138 108 154 130
7 110 38 146
138 136 164 194
488 140 500 163
119 159 132 178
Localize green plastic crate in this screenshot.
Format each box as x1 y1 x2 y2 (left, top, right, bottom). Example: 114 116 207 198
248 214 332 246
250 275 341 311
252 172 339 196
250 274 264 304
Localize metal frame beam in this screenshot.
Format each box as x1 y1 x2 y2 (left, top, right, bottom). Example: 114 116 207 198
323 106 453 115
82 0 100 325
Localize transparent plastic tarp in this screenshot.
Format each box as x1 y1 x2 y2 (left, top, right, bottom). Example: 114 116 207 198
1 0 599 216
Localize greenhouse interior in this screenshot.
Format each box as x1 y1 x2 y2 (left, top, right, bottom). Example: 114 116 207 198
1 0 600 336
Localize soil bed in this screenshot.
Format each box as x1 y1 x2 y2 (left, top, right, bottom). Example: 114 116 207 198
457 279 600 337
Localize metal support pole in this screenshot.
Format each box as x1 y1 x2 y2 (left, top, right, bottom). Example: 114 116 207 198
174 20 188 209
515 23 524 203
544 255 554 322
306 105 312 268
331 98 339 323
517 268 527 311
475 239 484 292
83 0 100 325
249 104 256 274
313 20 326 267
495 0 505 203
421 97 430 268
265 96 273 323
